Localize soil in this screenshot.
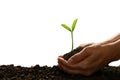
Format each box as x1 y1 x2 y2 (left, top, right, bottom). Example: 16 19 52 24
0 47 120 80
63 47 83 60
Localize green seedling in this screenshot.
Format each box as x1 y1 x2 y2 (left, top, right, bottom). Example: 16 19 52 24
61 18 78 51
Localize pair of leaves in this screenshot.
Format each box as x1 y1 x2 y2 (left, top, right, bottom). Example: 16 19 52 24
61 19 78 32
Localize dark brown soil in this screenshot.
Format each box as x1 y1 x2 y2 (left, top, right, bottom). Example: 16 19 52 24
0 47 120 80
0 64 120 80
63 47 83 60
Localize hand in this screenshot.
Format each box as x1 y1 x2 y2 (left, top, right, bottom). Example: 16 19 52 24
76 43 94 49
58 43 117 76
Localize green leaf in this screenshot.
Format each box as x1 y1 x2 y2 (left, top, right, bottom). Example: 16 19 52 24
72 19 78 32
61 24 71 32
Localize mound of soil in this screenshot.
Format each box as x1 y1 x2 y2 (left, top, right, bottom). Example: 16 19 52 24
0 47 120 80
0 64 120 80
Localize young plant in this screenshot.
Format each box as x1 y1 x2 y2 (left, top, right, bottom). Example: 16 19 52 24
61 19 78 51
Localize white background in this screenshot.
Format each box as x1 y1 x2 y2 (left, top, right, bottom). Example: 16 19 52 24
0 0 120 67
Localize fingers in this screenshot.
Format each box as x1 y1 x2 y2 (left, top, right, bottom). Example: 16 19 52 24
68 47 91 64
57 43 109 76
58 57 95 76
58 57 82 74
58 57 79 69
77 56 100 70
69 44 101 65
58 43 94 65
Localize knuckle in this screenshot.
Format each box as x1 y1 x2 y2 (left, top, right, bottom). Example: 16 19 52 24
69 56 75 62
68 54 79 62
83 46 94 54
71 55 76 60
84 47 90 53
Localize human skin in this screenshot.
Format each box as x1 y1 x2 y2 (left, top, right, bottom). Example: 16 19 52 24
58 33 120 76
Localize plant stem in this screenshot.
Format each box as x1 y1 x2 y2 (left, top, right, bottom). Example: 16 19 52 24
71 31 74 51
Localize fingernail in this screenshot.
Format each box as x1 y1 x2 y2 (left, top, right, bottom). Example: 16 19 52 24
58 57 63 62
